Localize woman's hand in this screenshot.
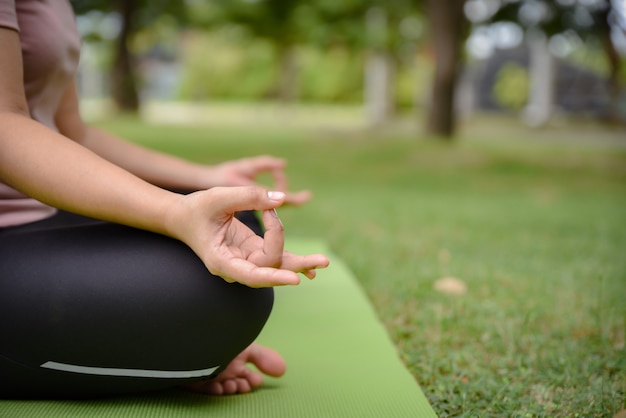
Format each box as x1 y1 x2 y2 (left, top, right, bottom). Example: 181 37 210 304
205 156 312 206
165 186 329 288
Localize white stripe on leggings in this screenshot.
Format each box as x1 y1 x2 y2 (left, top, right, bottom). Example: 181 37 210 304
40 361 219 379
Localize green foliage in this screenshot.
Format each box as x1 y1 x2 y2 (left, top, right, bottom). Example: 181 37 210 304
395 52 434 109
188 0 308 46
298 48 364 103
492 62 529 111
175 30 434 105
72 0 428 108
311 0 422 49
71 0 188 33
177 31 276 101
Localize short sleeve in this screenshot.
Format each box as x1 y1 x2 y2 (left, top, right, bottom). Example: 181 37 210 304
0 0 19 32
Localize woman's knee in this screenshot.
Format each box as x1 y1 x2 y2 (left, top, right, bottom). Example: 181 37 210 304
0 222 275 398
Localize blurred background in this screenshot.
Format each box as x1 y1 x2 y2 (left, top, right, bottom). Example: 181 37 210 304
71 0 626 136
68 1 626 416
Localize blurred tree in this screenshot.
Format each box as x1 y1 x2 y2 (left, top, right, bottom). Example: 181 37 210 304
425 0 469 139
189 0 422 117
188 0 309 103
485 0 623 123
310 0 422 124
71 0 186 112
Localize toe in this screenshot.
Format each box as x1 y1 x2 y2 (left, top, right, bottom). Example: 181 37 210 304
236 377 252 393
223 379 238 394
207 381 224 395
249 344 287 377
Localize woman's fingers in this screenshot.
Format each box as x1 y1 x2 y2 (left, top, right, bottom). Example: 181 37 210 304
241 156 286 179
248 155 286 171
207 186 286 216
257 208 284 267
248 209 327 275
241 157 304 204
284 190 312 206
280 252 330 276
186 186 328 287
212 258 301 288
270 166 288 192
206 242 328 287
223 157 312 207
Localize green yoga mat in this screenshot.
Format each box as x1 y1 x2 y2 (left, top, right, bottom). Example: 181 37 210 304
1 240 436 418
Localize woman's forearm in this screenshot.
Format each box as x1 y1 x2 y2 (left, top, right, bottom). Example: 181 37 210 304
53 82 211 191
80 126 211 191
0 112 179 235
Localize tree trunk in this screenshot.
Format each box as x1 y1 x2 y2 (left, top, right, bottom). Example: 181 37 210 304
365 51 394 126
426 0 467 139
276 44 298 104
598 5 622 123
523 31 554 127
365 7 393 126
112 0 140 112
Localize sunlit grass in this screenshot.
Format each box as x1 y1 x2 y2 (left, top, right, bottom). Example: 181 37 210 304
98 113 625 417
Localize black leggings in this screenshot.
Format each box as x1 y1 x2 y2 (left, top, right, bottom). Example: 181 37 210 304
0 210 274 399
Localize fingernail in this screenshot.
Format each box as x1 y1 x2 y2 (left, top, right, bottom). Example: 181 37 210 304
267 191 285 201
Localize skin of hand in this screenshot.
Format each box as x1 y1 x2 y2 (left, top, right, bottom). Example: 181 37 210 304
202 156 313 206
164 186 329 288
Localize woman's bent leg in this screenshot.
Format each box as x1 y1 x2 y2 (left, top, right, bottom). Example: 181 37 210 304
0 218 273 399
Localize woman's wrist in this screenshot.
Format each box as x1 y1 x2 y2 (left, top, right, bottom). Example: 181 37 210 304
190 164 219 190
160 191 193 242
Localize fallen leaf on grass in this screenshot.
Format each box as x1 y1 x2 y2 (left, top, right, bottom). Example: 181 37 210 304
433 277 467 296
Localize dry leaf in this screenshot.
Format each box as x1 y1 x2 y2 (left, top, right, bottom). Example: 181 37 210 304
433 276 467 295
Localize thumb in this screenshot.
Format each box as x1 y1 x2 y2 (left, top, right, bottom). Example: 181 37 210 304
207 186 286 214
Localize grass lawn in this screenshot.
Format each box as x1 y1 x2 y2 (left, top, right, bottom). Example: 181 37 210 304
97 113 625 417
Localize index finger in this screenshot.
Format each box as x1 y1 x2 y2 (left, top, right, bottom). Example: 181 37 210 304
271 167 288 192
257 208 284 267
242 156 285 176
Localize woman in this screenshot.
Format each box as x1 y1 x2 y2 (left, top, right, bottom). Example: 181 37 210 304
0 0 328 398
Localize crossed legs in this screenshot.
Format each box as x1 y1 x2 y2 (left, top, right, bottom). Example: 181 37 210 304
0 211 280 399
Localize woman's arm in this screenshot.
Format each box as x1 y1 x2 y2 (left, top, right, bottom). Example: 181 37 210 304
0 29 173 232
55 83 216 191
0 27 327 286
55 83 312 204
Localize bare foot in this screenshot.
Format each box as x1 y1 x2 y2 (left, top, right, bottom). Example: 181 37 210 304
183 343 286 395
